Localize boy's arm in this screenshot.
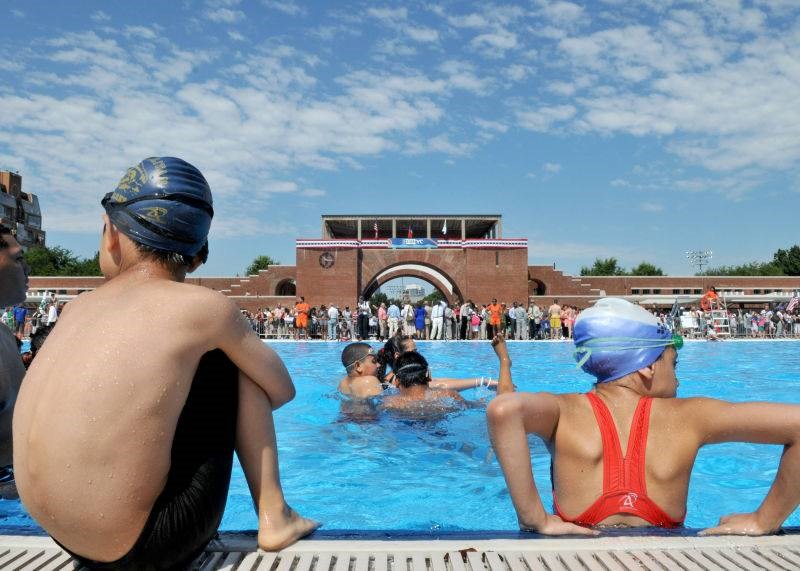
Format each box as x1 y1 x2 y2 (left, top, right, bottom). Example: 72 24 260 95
214 296 296 409
491 335 514 394
487 392 597 536
688 398 800 535
430 378 498 391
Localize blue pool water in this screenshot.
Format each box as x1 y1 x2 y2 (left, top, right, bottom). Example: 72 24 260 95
3 340 800 533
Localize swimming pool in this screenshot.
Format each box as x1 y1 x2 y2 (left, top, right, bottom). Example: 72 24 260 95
2 340 799 534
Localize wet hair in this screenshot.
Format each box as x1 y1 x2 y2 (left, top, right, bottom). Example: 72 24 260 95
0 224 12 248
393 351 430 388
341 342 373 372
132 240 208 273
377 334 414 380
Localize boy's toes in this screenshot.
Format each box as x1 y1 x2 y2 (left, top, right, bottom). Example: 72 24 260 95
259 508 321 551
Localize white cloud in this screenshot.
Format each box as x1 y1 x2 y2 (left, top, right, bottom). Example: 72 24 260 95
542 162 562 173
262 0 306 16
11 9 24 19
471 30 518 56
447 13 489 29
504 64 530 82
511 3 800 187
204 8 245 23
640 202 663 212
474 118 508 133
539 1 587 26
124 26 157 40
367 7 407 24
1 30 480 234
228 31 246 42
406 26 439 43
405 134 476 157
90 10 110 22
516 105 576 131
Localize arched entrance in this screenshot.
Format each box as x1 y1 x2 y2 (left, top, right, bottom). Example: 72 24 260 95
529 278 546 296
275 279 296 296
362 262 463 305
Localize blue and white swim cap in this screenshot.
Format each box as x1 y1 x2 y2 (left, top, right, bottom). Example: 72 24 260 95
573 298 680 383
102 157 213 257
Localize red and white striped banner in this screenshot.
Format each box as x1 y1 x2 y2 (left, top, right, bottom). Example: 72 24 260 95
296 238 527 249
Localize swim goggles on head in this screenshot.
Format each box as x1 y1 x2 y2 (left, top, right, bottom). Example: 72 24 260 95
394 362 428 376
344 348 376 369
574 333 683 369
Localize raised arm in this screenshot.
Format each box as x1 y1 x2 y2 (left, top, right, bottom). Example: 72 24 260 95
689 398 800 535
214 295 296 409
486 392 597 536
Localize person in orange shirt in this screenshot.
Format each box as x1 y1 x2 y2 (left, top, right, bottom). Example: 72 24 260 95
487 298 502 338
700 286 719 311
294 296 310 340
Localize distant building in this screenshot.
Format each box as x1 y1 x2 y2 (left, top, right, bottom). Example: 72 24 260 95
26 212 800 311
0 171 45 248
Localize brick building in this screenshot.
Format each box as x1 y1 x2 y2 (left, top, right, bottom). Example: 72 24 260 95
26 214 800 310
0 171 46 248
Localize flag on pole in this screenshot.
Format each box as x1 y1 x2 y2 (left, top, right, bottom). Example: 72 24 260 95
442 219 447 237
407 226 413 239
373 221 378 239
39 291 49 313
788 293 799 313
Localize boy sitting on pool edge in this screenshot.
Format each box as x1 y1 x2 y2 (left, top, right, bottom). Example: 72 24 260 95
487 297 800 536
14 157 317 569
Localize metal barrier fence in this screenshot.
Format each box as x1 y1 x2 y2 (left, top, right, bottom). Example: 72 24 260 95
241 313 800 341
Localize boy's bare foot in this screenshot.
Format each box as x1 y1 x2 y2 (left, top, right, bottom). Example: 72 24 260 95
258 504 320 551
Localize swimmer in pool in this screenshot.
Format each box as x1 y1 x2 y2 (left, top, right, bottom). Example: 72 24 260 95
338 342 383 398
377 334 498 392
381 351 466 414
14 157 317 569
487 297 800 536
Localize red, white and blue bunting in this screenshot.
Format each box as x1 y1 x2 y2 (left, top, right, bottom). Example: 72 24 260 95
296 238 527 249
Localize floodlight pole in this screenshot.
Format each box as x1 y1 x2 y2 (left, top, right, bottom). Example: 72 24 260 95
685 249 713 274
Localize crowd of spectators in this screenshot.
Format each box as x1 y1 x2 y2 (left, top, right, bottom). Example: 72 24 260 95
239 298 584 341
1 294 61 340
7 294 800 343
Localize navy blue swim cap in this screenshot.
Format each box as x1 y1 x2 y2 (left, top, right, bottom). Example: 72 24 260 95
573 298 679 383
102 157 213 257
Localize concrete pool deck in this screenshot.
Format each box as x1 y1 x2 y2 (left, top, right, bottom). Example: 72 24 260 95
1 531 799 570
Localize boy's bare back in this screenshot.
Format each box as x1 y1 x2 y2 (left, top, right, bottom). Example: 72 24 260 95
15 272 293 557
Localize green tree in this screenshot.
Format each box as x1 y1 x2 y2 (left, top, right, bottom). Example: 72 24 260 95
701 261 784 276
630 262 664 276
245 255 280 276
370 292 390 307
580 257 627 276
24 245 101 276
72 252 101 276
773 245 800 276
421 290 445 305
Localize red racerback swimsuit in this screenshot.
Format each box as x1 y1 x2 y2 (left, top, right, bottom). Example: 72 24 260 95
552 393 684 528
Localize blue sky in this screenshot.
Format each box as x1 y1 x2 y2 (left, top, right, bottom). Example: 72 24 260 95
1 0 798 277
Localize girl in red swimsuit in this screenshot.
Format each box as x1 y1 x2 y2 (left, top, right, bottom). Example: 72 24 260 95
488 298 800 536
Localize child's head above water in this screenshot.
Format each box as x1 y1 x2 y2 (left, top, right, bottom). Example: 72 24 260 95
573 298 682 384
341 342 377 376
101 157 213 271
393 351 430 389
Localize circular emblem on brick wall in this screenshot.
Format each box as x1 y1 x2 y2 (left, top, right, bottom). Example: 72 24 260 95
319 252 335 269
